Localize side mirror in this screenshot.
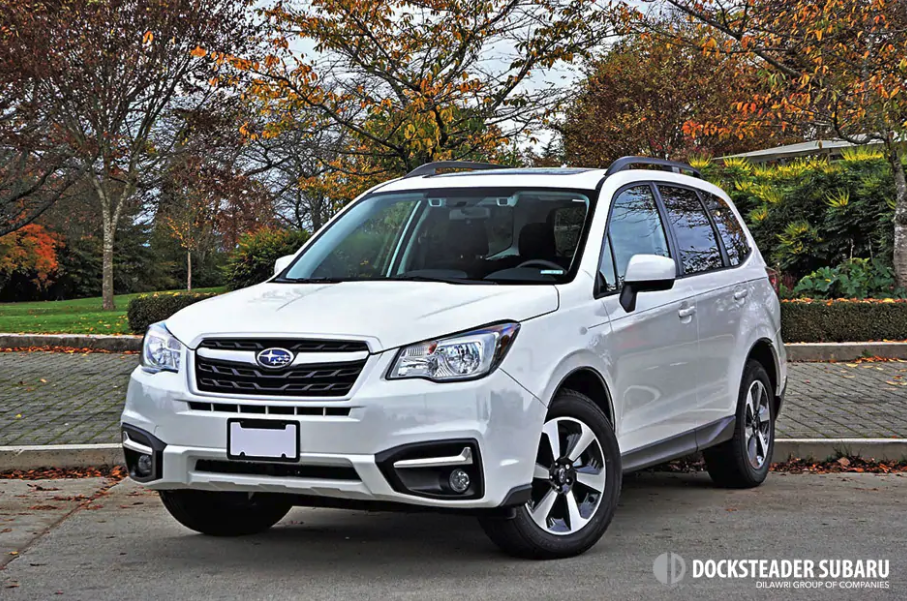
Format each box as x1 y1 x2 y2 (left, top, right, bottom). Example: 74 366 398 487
274 255 294 276
619 254 676 312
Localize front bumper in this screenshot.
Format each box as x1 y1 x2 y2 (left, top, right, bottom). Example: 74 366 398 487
121 351 545 509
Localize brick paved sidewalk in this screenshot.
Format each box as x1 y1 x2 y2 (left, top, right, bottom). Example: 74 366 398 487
1 352 906 446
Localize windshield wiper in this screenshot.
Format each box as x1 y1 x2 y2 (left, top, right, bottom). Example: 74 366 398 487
277 277 346 284
394 275 496 285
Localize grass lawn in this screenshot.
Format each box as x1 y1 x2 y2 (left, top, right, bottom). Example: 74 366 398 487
0 288 223 335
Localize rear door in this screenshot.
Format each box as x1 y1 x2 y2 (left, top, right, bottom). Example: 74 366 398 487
596 183 699 453
655 184 741 428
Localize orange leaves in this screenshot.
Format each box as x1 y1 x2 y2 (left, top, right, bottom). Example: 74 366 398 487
190 46 207 58
142 31 154 45
0 224 62 287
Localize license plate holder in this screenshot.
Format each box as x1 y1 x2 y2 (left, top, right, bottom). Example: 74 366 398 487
227 419 299 462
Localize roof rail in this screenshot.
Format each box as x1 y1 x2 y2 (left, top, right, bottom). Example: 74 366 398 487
404 161 503 178
605 156 702 178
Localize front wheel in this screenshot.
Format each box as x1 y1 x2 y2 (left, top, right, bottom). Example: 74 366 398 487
479 390 621 559
159 489 292 536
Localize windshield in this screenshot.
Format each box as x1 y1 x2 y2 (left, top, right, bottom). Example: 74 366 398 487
278 187 595 285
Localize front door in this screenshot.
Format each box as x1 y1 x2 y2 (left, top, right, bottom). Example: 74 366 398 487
596 183 700 454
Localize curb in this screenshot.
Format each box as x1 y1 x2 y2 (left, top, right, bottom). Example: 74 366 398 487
1 439 905 472
2 334 906 361
0 333 141 352
772 439 907 462
785 341 907 362
0 444 123 471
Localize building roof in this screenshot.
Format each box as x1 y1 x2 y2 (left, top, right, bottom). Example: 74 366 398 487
718 139 883 163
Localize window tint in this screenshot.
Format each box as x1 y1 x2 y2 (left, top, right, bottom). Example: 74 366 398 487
703 193 750 266
657 186 723 274
607 185 671 281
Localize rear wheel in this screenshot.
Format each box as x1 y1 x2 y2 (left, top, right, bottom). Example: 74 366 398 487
159 489 292 536
704 360 775 488
479 390 621 559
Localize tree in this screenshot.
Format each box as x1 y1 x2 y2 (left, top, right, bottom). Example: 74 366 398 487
160 154 275 290
0 0 257 308
625 0 907 285
562 30 795 166
0 223 60 292
230 0 614 197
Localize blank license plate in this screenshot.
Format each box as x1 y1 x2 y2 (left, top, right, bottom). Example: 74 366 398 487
227 419 299 462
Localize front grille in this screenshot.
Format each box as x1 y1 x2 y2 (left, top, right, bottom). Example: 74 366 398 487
195 459 360 481
195 356 366 397
187 402 351 417
199 338 369 353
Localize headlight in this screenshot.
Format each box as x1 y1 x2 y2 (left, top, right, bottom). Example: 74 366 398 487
387 322 520 382
141 323 184 373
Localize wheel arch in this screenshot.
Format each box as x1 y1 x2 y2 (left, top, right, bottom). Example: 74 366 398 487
552 367 614 426
746 338 781 412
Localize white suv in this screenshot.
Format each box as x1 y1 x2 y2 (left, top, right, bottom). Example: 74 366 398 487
122 157 786 559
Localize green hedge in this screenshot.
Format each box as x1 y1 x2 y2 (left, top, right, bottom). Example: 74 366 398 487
782 299 907 342
224 228 309 291
127 292 218 335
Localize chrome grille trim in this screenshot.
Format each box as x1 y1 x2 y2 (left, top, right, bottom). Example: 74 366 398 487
193 337 369 398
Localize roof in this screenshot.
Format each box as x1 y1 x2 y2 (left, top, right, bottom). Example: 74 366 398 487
379 166 610 193
719 139 883 163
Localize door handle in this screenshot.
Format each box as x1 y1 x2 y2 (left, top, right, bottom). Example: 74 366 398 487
678 306 696 318
733 288 749 300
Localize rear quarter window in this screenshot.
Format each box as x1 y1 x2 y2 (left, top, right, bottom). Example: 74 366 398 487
703 193 750 266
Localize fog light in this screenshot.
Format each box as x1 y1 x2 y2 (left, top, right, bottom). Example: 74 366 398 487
448 468 470 493
136 454 153 477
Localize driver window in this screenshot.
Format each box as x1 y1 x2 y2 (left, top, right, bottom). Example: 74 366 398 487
605 185 672 281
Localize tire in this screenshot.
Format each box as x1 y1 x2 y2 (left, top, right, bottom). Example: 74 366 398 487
478 389 621 559
704 359 775 488
159 489 293 536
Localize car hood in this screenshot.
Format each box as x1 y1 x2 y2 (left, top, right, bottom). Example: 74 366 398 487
165 281 559 352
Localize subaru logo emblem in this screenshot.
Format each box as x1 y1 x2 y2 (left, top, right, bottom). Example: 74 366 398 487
256 347 294 369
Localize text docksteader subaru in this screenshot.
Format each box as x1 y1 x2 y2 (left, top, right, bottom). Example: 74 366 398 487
122 158 787 559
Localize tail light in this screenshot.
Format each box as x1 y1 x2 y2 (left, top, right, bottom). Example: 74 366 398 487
765 267 781 296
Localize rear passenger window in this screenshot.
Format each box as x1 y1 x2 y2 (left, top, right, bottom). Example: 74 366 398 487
607 185 672 281
657 186 723 274
703 193 750 266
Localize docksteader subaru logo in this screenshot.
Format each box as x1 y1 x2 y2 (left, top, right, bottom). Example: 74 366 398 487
256 347 294 369
653 552 890 590
654 552 687 585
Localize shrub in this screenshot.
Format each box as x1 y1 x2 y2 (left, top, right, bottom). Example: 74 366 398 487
224 228 309 291
792 258 907 299
127 292 218 335
703 153 898 279
782 299 907 342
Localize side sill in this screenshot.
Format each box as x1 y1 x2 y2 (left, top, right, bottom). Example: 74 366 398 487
620 416 736 473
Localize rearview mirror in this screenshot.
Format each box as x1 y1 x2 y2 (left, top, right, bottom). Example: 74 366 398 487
274 255 294 276
620 254 676 312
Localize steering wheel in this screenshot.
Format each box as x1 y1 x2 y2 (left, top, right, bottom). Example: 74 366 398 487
516 260 564 271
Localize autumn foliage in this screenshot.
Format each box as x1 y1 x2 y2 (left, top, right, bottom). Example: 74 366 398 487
229 0 614 199
563 31 792 166
0 223 61 289
623 0 907 286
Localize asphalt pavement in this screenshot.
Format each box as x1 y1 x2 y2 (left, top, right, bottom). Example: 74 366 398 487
1 472 904 600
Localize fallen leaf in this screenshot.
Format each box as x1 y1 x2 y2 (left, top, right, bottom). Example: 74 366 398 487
837 457 851 467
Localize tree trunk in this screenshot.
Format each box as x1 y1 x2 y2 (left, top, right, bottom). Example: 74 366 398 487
101 222 116 310
187 251 192 292
889 145 907 288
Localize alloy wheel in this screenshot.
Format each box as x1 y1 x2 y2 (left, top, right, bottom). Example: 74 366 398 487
745 380 772 468
528 417 606 536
